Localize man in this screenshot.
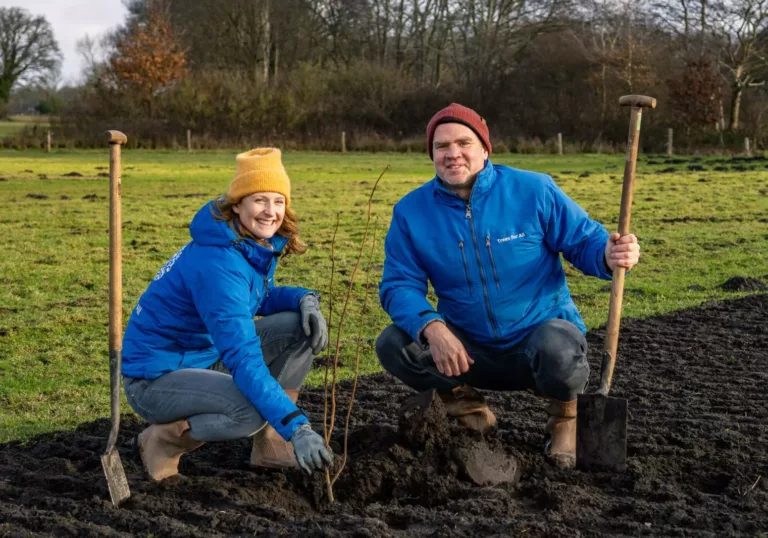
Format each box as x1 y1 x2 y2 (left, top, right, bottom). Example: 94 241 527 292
376 103 639 468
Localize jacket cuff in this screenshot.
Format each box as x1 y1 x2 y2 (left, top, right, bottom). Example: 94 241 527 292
295 289 319 310
415 313 445 346
598 250 613 280
275 407 310 441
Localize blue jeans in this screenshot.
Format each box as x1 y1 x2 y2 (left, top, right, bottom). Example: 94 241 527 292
124 312 313 442
376 319 589 402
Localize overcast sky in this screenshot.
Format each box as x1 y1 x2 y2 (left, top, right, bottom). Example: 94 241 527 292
1 0 128 85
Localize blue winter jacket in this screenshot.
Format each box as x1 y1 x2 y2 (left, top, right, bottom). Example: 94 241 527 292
379 160 612 349
122 201 312 440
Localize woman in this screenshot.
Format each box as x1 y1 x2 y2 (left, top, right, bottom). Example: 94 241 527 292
122 148 333 481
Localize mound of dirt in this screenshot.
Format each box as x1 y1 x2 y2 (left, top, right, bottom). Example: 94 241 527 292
720 276 767 292
324 389 520 512
1 294 767 536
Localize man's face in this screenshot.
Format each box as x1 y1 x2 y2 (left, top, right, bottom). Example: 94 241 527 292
233 192 286 239
432 122 488 189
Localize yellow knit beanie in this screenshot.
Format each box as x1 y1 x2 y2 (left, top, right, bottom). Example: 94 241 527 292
226 148 291 206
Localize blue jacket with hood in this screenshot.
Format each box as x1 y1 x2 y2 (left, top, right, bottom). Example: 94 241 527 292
122 201 312 440
380 160 612 349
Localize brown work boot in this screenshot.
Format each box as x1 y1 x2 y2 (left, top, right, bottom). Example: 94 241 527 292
438 384 497 432
250 389 300 469
137 419 204 481
544 399 577 469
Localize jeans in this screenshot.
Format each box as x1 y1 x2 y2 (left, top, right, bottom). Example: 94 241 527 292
376 318 589 402
124 311 313 442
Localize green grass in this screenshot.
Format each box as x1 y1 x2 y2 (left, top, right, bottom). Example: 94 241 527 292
0 115 51 138
0 149 766 441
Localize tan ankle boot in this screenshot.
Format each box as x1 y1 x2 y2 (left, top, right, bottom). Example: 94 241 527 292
250 389 300 469
137 419 204 481
545 399 577 469
438 384 497 432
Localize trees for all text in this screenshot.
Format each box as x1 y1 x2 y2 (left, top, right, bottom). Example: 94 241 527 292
0 7 60 115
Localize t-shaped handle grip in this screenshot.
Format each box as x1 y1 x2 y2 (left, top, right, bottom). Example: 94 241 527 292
619 95 657 109
106 130 127 145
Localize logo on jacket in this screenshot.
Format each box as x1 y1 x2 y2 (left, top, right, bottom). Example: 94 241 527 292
153 245 187 281
497 232 526 244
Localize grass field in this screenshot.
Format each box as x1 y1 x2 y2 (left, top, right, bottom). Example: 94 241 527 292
0 115 51 138
0 149 766 442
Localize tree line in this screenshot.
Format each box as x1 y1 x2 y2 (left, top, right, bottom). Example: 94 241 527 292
5 0 768 152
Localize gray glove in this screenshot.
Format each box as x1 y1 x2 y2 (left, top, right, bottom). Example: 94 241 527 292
299 294 328 355
291 424 334 475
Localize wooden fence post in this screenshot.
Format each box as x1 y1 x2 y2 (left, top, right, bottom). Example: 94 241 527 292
557 133 563 155
341 131 347 153
667 128 673 156
47 131 52 153
187 129 192 152
745 137 751 156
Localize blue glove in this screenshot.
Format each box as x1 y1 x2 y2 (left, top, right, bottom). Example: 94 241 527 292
291 424 334 475
299 294 328 355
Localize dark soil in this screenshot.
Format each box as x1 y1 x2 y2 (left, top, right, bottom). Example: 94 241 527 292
1 294 767 537
720 276 767 292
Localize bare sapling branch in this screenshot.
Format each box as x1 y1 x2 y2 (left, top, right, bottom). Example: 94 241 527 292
327 166 389 443
323 212 340 503
332 218 379 485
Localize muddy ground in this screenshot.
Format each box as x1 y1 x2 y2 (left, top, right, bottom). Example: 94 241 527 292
1 294 766 537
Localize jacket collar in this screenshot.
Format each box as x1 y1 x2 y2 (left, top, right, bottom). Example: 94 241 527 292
432 159 495 206
190 201 287 273
230 221 288 273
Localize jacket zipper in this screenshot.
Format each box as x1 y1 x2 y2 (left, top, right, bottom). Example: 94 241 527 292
486 235 501 290
264 259 274 300
458 240 473 295
466 203 499 337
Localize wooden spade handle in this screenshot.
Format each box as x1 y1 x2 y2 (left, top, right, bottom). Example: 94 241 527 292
106 130 126 452
597 98 652 395
108 132 124 352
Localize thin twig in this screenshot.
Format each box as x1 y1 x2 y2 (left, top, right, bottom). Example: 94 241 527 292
323 212 340 446
327 166 388 441
333 218 379 485
743 475 761 497
325 468 335 502
323 213 340 503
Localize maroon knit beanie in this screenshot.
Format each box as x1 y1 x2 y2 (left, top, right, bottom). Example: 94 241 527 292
426 103 492 160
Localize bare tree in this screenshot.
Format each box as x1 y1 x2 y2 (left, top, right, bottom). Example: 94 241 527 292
447 0 566 98
0 7 61 112
711 0 768 130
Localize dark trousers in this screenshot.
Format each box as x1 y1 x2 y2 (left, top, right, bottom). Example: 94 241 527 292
124 312 313 442
376 319 589 402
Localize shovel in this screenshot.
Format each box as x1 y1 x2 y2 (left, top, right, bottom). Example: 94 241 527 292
101 130 131 505
576 95 656 472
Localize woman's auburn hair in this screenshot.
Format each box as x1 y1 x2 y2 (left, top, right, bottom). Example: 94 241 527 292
212 195 307 257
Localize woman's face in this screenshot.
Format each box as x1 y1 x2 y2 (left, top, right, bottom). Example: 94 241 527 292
232 192 286 240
